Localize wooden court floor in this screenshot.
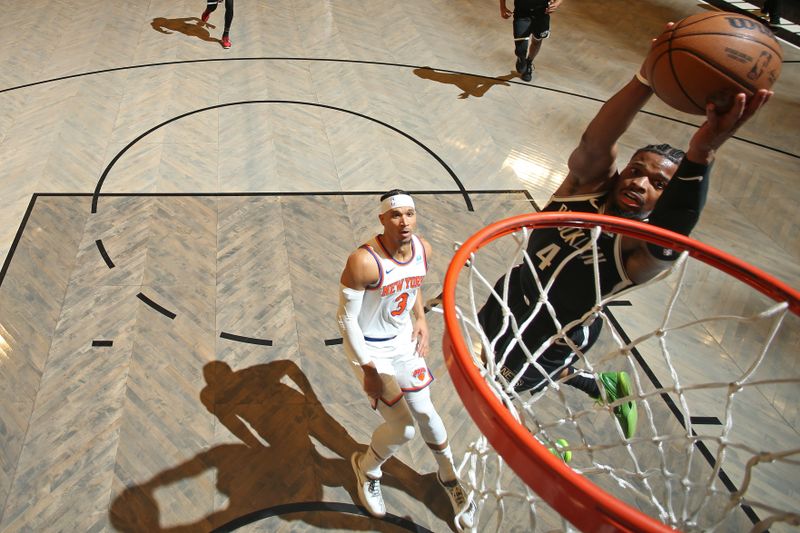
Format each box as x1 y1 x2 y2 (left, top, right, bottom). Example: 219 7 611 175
0 0 797 531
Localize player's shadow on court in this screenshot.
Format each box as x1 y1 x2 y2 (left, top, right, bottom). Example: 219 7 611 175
151 16 219 44
109 360 453 531
413 67 516 98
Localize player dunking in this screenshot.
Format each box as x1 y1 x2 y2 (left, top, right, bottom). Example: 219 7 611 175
337 190 476 530
478 56 772 439
201 0 234 49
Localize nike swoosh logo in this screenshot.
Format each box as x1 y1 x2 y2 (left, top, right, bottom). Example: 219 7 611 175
386 267 395 274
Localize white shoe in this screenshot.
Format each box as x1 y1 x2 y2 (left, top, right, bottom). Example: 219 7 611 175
438 475 477 531
351 452 386 518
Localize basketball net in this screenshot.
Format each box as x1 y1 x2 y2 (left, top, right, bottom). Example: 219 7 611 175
440 212 800 533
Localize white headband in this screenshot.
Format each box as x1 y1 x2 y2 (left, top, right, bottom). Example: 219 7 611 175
380 194 415 214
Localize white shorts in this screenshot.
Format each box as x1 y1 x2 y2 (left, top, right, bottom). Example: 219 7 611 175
344 333 435 408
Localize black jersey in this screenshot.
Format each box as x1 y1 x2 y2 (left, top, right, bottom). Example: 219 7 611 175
477 189 634 393
519 192 633 333
513 0 550 16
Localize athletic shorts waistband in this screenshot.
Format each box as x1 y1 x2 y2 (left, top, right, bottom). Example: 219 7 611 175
364 335 397 342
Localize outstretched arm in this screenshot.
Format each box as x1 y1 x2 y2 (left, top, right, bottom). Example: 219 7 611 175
557 24 682 197
624 89 773 283
684 90 772 165
557 76 653 197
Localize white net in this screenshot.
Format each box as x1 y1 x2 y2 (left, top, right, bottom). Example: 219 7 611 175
442 217 800 533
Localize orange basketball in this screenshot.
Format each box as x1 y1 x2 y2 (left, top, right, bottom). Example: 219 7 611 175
643 12 782 115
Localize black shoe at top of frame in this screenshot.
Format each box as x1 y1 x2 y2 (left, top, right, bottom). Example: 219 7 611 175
515 56 526 74
521 59 534 82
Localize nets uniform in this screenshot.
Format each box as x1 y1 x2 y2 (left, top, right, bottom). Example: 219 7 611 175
513 0 552 42
343 234 433 406
478 187 633 392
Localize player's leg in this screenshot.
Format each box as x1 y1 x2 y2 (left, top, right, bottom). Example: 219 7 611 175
478 266 553 391
524 9 551 80
477 266 531 352
201 0 219 23
221 0 234 48
351 395 416 518
559 319 638 438
403 384 477 530
344 345 413 518
764 0 781 25
512 16 533 77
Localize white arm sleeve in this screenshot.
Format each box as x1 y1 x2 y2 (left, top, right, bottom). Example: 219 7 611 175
336 284 371 366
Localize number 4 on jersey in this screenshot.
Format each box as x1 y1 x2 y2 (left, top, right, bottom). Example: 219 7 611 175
536 243 560 270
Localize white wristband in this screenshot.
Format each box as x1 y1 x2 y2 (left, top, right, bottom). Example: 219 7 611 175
635 71 650 87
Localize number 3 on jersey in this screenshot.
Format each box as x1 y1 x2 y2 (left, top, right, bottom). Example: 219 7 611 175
391 293 409 316
536 243 561 270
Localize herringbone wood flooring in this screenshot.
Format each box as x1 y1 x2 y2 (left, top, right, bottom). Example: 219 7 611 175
0 0 797 531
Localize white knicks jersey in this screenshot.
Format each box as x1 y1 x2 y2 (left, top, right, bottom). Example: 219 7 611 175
358 234 428 340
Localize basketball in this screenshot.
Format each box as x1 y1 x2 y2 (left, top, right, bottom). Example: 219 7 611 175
643 12 782 115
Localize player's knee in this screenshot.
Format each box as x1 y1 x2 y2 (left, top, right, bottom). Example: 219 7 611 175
387 409 416 443
389 422 415 444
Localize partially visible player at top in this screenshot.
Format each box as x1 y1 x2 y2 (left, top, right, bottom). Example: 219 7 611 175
201 0 234 49
478 38 772 439
499 0 564 81
337 190 476 531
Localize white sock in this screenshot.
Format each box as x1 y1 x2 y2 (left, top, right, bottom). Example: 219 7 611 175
431 444 457 483
360 446 386 479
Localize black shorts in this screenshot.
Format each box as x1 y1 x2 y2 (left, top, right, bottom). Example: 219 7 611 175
513 10 551 40
477 266 602 393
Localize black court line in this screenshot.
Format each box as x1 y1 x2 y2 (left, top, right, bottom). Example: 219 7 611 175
324 338 343 346
95 239 115 269
91 101 470 214
219 331 273 346
39 189 527 198
0 189 529 292
212 501 434 533
0 57 795 161
605 309 763 527
136 292 177 320
691 416 723 425
81 189 522 274
91 340 113 347
520 189 541 212
604 301 633 307
0 194 37 288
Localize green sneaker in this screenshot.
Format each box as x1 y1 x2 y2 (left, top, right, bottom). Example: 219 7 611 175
548 438 572 463
596 371 638 439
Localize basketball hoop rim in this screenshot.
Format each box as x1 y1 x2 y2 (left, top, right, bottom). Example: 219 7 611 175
441 212 800 533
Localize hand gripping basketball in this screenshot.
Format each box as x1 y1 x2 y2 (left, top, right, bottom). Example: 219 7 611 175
643 12 782 115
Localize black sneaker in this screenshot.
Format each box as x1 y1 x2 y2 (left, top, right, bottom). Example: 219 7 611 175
515 55 526 75
521 59 533 82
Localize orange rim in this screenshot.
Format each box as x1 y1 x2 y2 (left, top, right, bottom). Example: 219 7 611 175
441 212 800 533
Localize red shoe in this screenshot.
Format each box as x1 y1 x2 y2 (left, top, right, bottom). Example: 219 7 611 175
221 36 231 49
201 9 211 23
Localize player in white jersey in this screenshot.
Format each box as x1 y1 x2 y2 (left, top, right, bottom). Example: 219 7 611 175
337 190 476 531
